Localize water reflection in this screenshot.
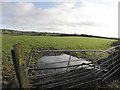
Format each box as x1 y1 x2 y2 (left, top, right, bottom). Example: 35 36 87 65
37 54 91 73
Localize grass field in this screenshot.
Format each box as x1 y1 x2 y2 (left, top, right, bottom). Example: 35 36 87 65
2 34 117 87
2 34 116 53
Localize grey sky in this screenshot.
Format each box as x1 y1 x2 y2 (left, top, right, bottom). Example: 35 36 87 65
1 0 119 37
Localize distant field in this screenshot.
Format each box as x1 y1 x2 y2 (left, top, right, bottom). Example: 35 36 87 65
2 34 116 54
2 34 117 86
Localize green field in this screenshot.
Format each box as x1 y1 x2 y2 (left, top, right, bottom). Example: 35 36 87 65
2 35 116 53
2 34 117 86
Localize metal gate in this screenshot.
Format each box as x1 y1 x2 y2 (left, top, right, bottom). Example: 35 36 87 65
11 44 120 89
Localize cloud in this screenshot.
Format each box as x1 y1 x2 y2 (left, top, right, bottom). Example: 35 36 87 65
1 0 119 37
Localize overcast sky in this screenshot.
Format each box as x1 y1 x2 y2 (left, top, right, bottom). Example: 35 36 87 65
1 0 119 37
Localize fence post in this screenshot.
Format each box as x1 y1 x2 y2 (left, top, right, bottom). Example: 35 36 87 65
11 44 29 89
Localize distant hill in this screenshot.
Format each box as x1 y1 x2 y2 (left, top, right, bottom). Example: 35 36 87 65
1 29 119 40
1 29 61 36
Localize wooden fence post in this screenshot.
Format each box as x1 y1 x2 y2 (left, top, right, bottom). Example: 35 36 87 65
11 44 29 89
